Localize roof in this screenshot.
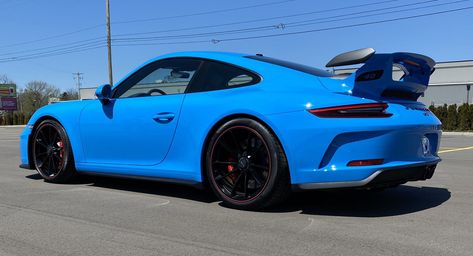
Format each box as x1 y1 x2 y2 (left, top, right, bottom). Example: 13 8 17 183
150 51 248 63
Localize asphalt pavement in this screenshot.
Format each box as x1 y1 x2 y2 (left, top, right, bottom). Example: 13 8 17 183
0 126 472 256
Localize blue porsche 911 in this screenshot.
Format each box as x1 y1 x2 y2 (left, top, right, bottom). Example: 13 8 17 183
19 48 441 209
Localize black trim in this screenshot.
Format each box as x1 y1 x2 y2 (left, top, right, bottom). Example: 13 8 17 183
19 164 33 170
355 70 384 82
292 160 440 191
79 171 204 189
364 164 437 189
381 89 420 101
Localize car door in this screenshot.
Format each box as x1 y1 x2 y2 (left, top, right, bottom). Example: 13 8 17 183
79 58 202 166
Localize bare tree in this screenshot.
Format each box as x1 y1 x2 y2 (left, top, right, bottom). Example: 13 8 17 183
19 81 60 114
0 74 14 84
60 88 79 101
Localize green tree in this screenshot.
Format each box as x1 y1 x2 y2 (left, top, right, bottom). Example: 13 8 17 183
440 104 448 124
458 103 472 131
466 104 473 131
429 105 439 121
445 104 458 131
13 112 18 125
3 112 13 125
430 105 447 125
17 112 24 125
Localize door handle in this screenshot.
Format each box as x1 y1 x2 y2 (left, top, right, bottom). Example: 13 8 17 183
153 112 175 123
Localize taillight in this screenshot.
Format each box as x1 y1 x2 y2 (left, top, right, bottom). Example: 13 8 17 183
308 103 392 118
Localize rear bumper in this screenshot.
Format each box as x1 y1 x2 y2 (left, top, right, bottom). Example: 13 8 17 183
293 160 439 190
267 102 442 185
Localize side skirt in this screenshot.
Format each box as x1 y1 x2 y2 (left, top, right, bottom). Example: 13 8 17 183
79 171 204 189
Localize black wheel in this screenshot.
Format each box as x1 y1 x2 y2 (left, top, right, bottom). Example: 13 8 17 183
32 119 76 183
206 118 290 210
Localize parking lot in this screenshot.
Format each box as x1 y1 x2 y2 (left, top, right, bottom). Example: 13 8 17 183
0 126 472 256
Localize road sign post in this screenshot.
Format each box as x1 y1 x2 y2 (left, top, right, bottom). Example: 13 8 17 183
0 84 18 111
0 97 18 111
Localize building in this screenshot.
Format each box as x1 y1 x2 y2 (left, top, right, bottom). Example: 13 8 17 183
333 60 473 106
79 87 96 100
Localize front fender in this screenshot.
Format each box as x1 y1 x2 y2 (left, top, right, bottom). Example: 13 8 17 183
24 100 92 165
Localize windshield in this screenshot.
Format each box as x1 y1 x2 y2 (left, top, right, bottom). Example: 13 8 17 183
246 55 333 77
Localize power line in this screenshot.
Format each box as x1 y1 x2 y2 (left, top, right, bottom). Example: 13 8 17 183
0 25 104 50
285 0 469 27
0 4 471 62
112 5 473 46
111 0 468 43
0 0 295 50
0 41 105 61
0 0 462 57
214 6 473 43
0 37 105 56
0 44 106 63
113 0 401 38
0 0 405 58
112 0 295 25
0 0 403 53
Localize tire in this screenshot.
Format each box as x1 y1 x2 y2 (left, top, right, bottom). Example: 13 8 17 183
32 119 77 183
205 118 291 210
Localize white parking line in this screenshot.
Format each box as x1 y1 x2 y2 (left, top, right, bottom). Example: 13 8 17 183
438 146 473 154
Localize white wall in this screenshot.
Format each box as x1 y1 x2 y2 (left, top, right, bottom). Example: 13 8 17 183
79 87 96 100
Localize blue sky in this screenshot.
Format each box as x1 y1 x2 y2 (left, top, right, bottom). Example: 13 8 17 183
1 0 472 90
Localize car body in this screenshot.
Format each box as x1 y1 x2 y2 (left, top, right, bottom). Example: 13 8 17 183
19 49 441 209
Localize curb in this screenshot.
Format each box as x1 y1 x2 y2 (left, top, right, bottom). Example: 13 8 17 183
443 132 473 136
0 125 26 128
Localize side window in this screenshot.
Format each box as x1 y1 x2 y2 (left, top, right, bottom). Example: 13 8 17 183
114 58 201 99
189 61 260 93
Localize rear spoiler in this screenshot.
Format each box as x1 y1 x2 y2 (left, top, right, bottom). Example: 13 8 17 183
325 48 436 100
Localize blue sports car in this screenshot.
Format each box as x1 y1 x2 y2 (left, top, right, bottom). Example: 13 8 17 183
19 48 441 209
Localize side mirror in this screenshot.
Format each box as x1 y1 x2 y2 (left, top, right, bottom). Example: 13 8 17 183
95 84 112 104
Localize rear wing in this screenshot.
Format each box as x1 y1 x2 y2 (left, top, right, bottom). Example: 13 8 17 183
326 48 435 101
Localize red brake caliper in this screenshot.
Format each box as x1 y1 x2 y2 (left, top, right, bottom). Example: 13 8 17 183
227 158 237 182
56 140 64 159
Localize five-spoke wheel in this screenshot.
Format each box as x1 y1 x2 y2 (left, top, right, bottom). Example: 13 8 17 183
206 118 290 210
32 120 76 183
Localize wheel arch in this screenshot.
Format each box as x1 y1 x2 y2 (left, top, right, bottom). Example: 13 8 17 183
200 113 290 187
28 115 64 169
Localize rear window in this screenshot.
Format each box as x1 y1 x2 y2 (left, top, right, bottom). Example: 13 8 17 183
246 55 333 77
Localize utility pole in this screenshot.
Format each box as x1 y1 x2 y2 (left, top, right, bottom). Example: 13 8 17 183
73 72 83 99
106 0 113 85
